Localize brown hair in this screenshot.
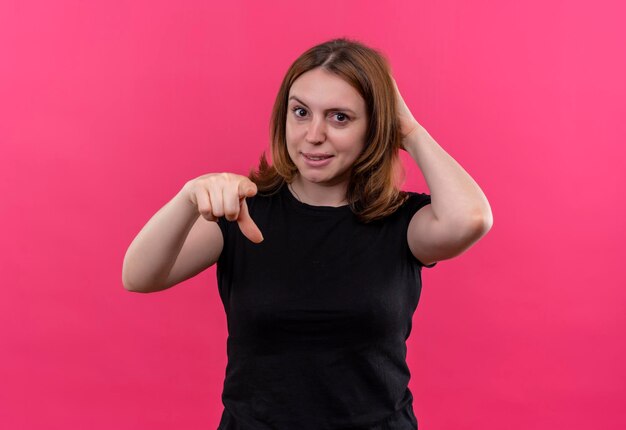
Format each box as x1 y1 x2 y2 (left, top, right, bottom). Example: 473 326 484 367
248 37 411 223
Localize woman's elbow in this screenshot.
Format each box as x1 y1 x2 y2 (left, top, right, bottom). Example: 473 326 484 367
470 209 493 238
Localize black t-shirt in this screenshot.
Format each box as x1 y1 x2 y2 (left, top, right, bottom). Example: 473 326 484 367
216 182 436 430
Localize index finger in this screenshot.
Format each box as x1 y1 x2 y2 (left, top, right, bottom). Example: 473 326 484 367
236 198 264 243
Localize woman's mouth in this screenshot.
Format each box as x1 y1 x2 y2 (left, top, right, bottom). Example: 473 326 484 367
302 152 334 167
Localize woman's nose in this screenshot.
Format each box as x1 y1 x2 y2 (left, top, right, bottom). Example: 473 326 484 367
305 117 326 143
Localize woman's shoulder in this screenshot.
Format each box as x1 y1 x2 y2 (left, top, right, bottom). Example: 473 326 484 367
399 190 432 218
401 189 431 203
244 182 285 214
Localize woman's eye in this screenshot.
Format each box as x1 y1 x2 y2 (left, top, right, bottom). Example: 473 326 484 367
334 113 348 122
293 107 307 117
291 107 350 123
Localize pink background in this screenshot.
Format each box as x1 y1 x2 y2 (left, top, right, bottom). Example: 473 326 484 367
1 0 624 429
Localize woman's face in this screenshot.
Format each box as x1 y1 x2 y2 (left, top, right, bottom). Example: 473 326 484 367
285 68 368 187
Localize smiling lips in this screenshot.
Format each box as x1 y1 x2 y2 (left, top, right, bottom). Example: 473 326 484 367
302 152 333 160
301 152 334 167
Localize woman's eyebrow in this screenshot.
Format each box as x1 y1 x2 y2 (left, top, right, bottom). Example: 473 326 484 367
288 95 356 114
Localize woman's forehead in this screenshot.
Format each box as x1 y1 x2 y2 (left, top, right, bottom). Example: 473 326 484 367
289 70 365 111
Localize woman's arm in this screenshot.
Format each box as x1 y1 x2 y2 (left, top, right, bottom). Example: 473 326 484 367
404 125 493 265
392 77 493 265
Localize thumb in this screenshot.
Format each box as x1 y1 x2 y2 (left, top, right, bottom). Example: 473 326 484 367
238 180 258 199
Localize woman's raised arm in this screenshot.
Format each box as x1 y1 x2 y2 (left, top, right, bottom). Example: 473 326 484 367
392 77 493 265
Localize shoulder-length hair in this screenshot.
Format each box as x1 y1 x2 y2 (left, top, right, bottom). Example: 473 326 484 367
248 37 411 223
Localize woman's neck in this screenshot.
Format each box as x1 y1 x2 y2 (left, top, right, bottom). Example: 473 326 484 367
289 175 349 207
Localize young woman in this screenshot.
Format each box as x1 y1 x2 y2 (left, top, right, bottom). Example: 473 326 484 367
123 38 493 430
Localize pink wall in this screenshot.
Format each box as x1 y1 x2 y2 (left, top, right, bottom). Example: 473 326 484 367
1 1 624 429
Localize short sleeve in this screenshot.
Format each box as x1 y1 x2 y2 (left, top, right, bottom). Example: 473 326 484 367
403 191 438 269
215 216 231 268
214 215 234 302
216 216 228 240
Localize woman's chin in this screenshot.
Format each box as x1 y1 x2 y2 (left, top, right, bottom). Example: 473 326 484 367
295 164 349 186
299 173 326 184
299 172 349 187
